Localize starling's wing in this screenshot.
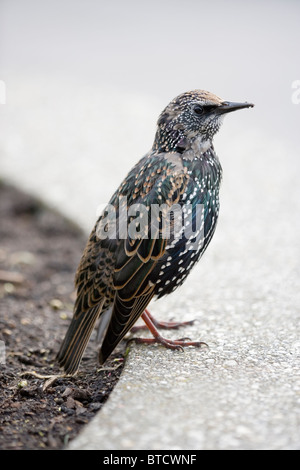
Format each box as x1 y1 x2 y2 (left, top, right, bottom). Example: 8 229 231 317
58 152 189 371
99 155 190 364
57 225 117 374
98 233 166 364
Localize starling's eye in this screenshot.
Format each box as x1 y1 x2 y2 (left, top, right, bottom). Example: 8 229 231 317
193 105 204 115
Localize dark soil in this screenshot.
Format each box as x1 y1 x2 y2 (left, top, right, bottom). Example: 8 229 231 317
0 182 125 450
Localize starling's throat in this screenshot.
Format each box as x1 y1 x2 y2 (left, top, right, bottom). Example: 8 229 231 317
190 135 211 154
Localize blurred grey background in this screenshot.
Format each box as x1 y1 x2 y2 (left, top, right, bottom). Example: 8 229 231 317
0 0 299 450
0 0 299 230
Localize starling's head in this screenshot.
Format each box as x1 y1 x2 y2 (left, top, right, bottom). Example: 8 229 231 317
153 90 254 153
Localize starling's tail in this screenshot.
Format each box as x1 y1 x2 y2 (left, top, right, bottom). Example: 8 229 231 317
57 302 103 375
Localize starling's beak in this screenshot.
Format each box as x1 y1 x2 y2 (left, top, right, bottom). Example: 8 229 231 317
217 101 254 115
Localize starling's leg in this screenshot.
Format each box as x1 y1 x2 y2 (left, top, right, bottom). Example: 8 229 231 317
130 310 207 350
130 308 196 332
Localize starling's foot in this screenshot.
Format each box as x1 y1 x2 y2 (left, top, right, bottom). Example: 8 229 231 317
129 310 207 351
130 308 197 332
130 336 206 351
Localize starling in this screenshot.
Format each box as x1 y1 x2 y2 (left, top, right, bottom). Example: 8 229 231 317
57 90 254 375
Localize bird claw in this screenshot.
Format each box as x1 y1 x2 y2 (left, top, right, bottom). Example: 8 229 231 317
129 309 208 354
130 309 199 332
129 335 207 352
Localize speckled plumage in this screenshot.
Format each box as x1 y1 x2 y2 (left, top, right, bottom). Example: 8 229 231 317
57 90 253 374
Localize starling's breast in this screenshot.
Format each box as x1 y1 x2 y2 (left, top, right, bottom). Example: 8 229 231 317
150 147 222 298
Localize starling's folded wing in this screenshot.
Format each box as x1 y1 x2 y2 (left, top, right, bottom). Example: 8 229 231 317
58 152 190 372
99 157 190 364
